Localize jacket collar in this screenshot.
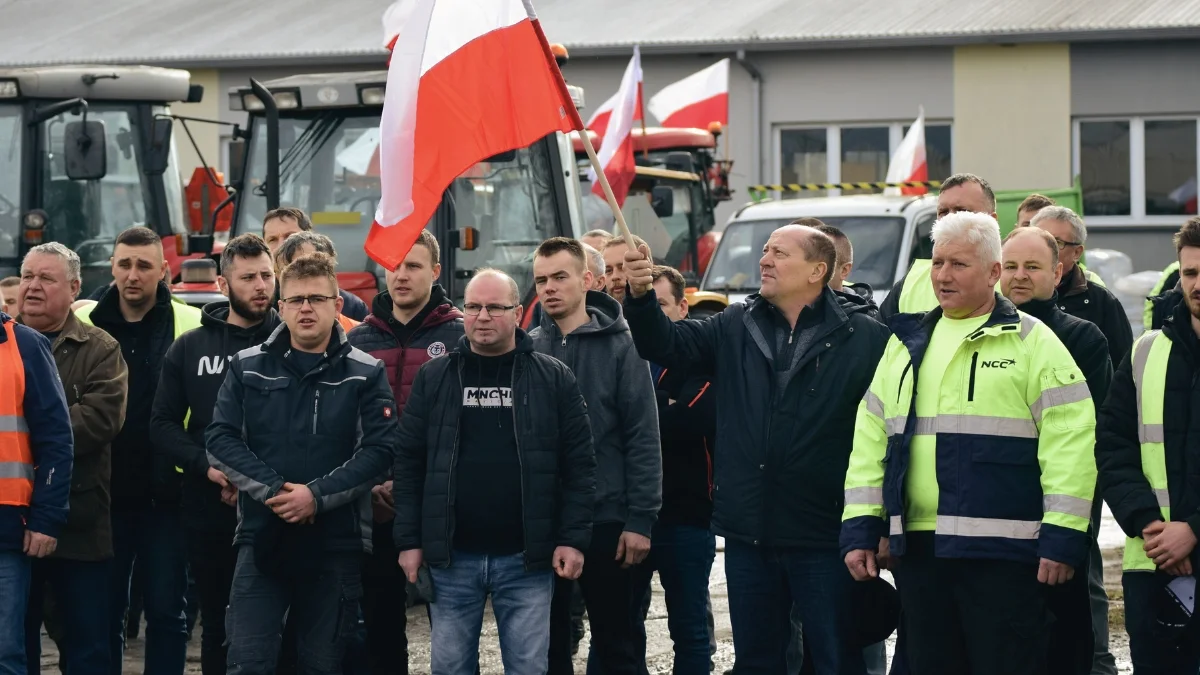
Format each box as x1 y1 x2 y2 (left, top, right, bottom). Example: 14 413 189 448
742 286 849 364
262 319 352 365
1057 264 1089 298
890 293 1022 370
1015 294 1061 324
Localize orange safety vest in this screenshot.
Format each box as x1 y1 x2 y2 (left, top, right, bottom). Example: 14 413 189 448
0 322 34 507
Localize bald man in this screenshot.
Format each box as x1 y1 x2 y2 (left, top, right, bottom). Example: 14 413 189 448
622 225 890 673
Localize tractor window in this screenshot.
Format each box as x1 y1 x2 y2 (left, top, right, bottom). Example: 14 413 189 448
0 105 20 259
37 106 154 283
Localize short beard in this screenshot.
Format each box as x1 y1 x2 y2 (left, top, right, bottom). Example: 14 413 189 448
229 292 269 324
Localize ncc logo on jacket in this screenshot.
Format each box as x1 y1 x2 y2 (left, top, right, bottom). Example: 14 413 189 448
197 354 233 376
981 358 1016 369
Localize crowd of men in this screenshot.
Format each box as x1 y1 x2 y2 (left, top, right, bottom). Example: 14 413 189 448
1 171 1198 675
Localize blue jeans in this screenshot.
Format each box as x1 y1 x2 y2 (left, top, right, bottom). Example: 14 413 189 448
26 558 110 675
429 551 553 675
630 525 715 674
725 540 865 675
108 507 188 675
0 551 31 675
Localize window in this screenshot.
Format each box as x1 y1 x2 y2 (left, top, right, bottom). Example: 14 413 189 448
778 128 827 197
0 104 20 260
776 122 953 198
1074 117 1200 223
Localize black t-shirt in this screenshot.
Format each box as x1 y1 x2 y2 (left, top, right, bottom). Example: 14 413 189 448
286 348 325 375
453 349 523 555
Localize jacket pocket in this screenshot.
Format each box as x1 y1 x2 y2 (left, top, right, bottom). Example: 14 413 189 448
66 485 105 531
969 439 1042 519
1040 366 1091 432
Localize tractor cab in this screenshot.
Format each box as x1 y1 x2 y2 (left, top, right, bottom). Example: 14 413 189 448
573 126 732 282
222 71 584 318
0 64 200 295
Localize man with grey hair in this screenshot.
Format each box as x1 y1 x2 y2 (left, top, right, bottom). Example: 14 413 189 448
19 242 128 673
393 267 595 675
843 211 1098 675
1032 206 1132 369
581 242 607 292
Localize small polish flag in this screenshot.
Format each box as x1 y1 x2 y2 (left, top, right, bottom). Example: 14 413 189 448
885 108 928 196
586 47 641 207
648 58 729 129
366 0 584 271
586 77 643 137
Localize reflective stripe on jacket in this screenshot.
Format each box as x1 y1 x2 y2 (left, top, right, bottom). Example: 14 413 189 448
0 321 33 506
841 295 1098 567
1122 330 1171 571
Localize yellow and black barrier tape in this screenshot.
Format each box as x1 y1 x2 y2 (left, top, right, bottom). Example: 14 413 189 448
748 181 942 194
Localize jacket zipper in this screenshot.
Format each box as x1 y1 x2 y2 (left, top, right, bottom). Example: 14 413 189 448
511 360 527 570
312 390 320 433
967 351 979 402
446 359 464 561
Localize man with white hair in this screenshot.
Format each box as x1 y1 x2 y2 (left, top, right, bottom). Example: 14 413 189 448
1032 206 1133 369
19 243 127 673
842 211 1099 674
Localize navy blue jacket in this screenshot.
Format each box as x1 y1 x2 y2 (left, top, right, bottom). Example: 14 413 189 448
0 314 73 549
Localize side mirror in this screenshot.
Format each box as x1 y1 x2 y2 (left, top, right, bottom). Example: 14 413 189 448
145 118 173 175
63 120 107 181
651 185 674 218
227 139 246 185
664 151 694 174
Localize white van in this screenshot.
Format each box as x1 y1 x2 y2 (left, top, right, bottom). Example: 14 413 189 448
701 195 939 305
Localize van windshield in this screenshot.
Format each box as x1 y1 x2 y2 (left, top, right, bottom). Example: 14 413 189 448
704 216 905 292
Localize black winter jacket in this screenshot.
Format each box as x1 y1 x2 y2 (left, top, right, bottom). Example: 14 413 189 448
654 365 715 528
88 282 186 509
624 286 890 548
392 332 596 571
205 323 397 552
151 303 282 533
1057 265 1134 371
835 283 881 322
1098 300 1200 543
1018 296 1113 410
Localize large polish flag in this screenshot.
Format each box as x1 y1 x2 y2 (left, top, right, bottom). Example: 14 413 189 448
586 85 643 137
648 58 729 129
884 108 928 196
586 47 641 206
366 0 584 271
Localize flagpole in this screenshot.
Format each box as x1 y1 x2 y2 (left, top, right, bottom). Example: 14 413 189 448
578 131 638 251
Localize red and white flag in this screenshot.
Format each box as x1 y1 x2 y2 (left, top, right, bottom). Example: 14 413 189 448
885 108 928 196
586 47 641 206
586 86 642 137
366 0 584 271
648 58 729 129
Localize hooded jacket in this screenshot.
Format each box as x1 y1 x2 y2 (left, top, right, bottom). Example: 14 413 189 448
529 291 662 538
25 312 128 560
151 302 283 533
835 282 881 321
653 365 715 529
347 286 464 412
392 332 596 569
205 322 397 552
1057 264 1134 369
624 286 890 548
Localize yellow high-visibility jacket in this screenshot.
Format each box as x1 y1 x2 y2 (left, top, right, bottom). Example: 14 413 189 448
841 295 1098 567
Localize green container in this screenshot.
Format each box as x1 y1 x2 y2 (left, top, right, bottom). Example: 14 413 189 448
994 178 1084 237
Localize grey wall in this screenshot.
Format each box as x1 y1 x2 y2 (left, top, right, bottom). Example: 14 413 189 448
1073 41 1200 117
563 47 953 226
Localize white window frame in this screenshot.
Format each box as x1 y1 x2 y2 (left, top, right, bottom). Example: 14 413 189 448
773 121 953 199
1073 115 1200 227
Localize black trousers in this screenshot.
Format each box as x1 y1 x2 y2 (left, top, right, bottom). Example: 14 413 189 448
186 529 239 675
549 522 642 675
361 535 409 675
1043 556 1094 675
892 534 1048 675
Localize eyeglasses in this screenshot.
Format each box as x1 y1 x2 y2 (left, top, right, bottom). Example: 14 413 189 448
463 303 517 317
281 294 338 308
1054 238 1082 250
